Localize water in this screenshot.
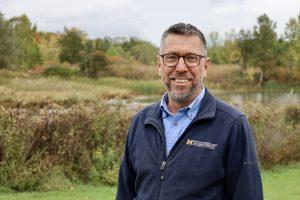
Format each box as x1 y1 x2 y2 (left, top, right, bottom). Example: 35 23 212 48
215 92 300 105
135 92 300 105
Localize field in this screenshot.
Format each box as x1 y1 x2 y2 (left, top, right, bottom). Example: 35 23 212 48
0 66 299 198
0 76 164 104
0 163 299 200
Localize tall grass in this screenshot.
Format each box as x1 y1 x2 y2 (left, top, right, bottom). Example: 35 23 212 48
0 77 134 105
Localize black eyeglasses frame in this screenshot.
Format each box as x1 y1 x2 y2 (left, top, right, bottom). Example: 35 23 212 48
159 53 206 67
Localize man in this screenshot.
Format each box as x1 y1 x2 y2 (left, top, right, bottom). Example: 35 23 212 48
117 23 263 200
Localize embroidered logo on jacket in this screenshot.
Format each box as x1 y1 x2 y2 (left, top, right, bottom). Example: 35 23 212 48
186 139 218 150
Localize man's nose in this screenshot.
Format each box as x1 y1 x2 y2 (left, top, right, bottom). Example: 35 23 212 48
175 57 188 72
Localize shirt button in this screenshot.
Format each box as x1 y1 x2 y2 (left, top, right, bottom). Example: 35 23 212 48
173 122 177 126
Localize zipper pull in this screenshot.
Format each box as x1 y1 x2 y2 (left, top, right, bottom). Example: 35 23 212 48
160 161 167 180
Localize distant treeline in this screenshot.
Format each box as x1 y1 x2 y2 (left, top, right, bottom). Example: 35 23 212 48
0 11 299 84
208 13 300 85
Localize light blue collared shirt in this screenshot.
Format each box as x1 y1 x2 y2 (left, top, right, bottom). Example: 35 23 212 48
160 87 206 156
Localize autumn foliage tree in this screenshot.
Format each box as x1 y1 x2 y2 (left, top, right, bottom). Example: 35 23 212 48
58 27 85 64
236 29 254 70
80 40 110 78
253 13 277 85
283 14 300 77
9 14 42 69
0 12 15 69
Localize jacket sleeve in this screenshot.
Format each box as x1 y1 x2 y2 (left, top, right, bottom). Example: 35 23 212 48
116 124 137 200
225 115 263 200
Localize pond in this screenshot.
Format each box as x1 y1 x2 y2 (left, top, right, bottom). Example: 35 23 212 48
133 91 300 106
215 91 299 105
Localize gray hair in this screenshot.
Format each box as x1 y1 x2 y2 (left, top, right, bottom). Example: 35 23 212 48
160 23 207 55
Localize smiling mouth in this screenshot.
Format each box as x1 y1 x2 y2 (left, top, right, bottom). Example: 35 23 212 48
171 78 190 83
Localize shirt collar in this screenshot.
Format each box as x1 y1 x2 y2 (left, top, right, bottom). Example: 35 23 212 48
160 87 206 118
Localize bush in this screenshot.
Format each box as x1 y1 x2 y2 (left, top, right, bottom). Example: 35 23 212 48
0 101 133 190
243 102 300 169
80 50 110 78
99 64 158 80
91 104 132 185
0 104 95 191
0 107 49 191
285 104 300 125
1 99 300 191
43 66 77 78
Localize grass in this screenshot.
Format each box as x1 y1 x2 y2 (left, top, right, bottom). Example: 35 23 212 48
0 163 299 200
0 76 164 104
262 163 300 200
0 185 117 200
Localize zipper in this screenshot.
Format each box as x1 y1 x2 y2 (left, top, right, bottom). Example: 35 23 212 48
160 161 167 180
149 117 206 199
148 122 166 200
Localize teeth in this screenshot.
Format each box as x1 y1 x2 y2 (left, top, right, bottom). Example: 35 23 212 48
174 79 189 83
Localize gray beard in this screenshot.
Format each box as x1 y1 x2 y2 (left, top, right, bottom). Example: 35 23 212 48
165 71 204 104
165 78 203 104
167 88 193 103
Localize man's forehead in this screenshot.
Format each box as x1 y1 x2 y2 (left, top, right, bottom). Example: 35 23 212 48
161 34 204 54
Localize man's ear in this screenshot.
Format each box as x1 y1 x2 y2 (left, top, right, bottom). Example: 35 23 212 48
203 57 211 78
156 55 162 76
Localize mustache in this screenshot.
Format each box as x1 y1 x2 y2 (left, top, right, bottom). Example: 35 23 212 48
169 72 194 80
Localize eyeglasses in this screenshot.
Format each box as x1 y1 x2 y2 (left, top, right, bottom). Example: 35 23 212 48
160 53 206 68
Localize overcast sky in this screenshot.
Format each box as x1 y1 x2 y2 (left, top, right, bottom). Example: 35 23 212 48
0 0 299 46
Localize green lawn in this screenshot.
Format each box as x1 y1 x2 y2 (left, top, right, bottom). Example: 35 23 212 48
1 163 299 200
263 163 300 200
0 185 117 200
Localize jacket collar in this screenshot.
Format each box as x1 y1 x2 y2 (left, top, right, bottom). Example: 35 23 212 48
144 88 216 128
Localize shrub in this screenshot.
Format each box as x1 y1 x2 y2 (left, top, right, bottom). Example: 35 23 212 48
285 104 300 125
0 107 50 191
1 98 300 191
99 63 158 80
0 104 95 191
80 50 110 78
243 102 300 169
0 101 133 190
43 66 77 78
91 104 132 185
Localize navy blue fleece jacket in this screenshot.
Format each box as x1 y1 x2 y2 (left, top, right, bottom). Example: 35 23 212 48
116 89 263 200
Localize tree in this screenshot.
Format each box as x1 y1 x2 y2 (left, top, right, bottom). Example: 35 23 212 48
208 32 220 48
58 27 85 64
284 14 300 43
120 37 158 65
236 29 254 70
223 30 240 64
94 37 111 53
282 14 300 80
253 13 277 86
207 32 223 64
80 50 109 78
105 44 132 63
9 14 42 69
128 39 157 65
0 12 15 69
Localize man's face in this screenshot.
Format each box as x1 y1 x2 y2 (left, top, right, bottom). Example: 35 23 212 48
157 34 210 104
